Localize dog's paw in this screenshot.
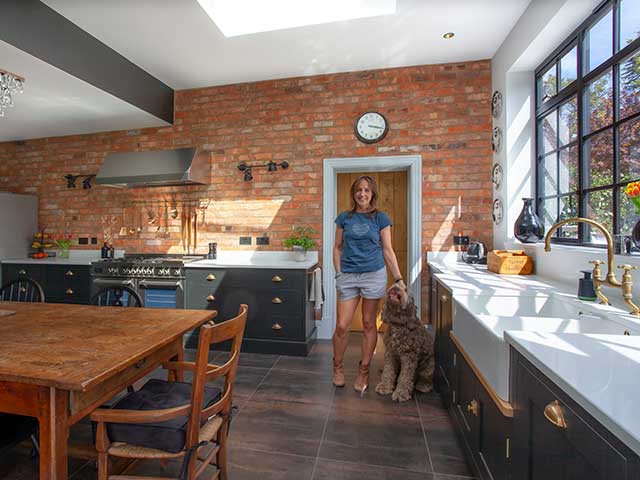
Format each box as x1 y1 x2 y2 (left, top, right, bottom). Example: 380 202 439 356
414 381 433 393
375 382 394 396
391 388 412 403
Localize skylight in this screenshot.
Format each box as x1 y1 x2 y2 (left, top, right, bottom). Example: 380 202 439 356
196 0 397 37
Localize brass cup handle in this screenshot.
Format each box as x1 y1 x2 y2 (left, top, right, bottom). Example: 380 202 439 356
272 297 283 304
18 270 26 275
467 399 479 416
272 275 283 283
543 400 567 428
66 288 74 295
65 270 74 277
206 294 216 302
206 274 216 281
272 322 282 331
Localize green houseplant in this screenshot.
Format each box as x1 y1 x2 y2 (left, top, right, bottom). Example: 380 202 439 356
283 226 316 261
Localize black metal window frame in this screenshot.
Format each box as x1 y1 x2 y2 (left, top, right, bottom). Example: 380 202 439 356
535 0 640 247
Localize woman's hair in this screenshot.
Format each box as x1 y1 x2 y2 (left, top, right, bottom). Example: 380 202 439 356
349 175 378 214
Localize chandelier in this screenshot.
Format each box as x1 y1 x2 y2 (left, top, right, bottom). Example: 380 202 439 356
0 69 25 118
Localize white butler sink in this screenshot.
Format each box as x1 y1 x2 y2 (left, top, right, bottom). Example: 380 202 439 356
453 295 637 401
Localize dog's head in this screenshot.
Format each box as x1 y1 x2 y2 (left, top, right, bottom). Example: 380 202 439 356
382 285 419 329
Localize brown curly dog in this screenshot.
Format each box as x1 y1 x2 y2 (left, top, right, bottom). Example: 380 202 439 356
375 284 435 402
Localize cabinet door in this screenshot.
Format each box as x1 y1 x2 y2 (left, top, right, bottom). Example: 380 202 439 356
2 264 46 286
512 356 630 480
435 280 453 406
453 346 480 453
47 265 91 304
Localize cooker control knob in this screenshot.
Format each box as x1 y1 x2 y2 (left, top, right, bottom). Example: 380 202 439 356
174 268 182 276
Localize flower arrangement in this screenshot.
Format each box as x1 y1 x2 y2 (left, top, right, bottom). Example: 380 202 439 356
283 226 316 251
624 181 640 214
53 234 73 258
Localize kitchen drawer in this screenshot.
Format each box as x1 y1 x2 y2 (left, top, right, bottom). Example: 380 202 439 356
246 313 304 341
185 269 225 291
185 287 224 312
2 264 46 285
222 268 307 292
46 265 91 304
256 289 304 316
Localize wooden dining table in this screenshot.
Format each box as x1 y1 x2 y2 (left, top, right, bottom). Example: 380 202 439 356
0 301 217 480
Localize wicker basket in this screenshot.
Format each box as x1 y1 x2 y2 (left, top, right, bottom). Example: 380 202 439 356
487 250 533 275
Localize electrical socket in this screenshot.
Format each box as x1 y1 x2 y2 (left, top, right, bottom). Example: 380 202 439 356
256 236 269 245
453 235 469 246
91 237 98 245
78 237 88 245
239 236 252 245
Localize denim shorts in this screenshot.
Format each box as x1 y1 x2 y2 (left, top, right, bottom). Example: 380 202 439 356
336 267 388 301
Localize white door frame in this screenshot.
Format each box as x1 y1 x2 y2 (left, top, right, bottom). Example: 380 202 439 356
318 155 422 340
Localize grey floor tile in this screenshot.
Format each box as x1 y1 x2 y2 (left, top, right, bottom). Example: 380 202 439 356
319 406 430 472
228 447 315 480
252 369 335 405
416 391 449 418
332 382 420 417
424 416 474 477
313 458 436 480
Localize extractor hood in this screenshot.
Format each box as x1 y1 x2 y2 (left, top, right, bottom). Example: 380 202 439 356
95 148 210 188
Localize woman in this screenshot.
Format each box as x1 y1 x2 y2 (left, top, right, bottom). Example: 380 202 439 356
332 175 405 393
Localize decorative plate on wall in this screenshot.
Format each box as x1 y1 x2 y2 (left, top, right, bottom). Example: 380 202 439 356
491 162 503 190
492 91 503 118
492 197 504 225
492 126 502 153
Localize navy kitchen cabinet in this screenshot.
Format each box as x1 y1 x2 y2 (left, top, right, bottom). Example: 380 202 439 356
1 263 91 304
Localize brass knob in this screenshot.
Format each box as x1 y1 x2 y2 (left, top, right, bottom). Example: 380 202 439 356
206 294 215 302
272 275 283 283
18 270 26 275
206 274 216 281
467 399 479 416
441 295 448 302
65 270 74 277
272 322 282 331
272 297 283 304
66 288 74 295
543 400 567 428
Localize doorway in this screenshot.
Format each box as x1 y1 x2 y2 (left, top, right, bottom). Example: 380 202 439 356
319 155 422 340
336 171 408 331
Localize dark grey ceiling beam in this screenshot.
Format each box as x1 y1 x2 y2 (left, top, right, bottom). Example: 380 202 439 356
0 0 174 124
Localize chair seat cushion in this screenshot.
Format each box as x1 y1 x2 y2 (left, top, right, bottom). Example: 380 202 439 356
105 379 221 453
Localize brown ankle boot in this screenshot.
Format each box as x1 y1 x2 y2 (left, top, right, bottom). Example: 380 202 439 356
354 361 370 395
333 358 345 387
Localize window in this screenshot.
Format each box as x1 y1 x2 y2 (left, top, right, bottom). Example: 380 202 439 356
536 0 640 246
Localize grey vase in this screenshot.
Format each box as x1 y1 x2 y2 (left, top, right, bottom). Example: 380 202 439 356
514 198 545 243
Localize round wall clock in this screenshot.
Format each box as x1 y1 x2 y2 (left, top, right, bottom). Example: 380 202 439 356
354 111 388 144
491 163 503 190
493 198 504 225
492 91 503 118
492 126 503 153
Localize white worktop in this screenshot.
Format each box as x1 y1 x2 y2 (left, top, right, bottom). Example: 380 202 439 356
507 331 640 456
427 251 640 456
1 249 125 266
186 251 319 269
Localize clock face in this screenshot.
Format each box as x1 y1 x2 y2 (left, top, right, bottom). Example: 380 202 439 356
355 112 388 144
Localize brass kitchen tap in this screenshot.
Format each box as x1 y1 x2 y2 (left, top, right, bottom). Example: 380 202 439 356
544 217 640 316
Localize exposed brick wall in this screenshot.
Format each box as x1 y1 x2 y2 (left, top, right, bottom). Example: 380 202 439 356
0 60 493 320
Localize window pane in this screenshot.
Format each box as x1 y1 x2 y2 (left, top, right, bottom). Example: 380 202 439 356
542 153 557 197
560 47 577 88
584 69 613 135
541 110 557 154
559 146 578 194
559 195 579 239
540 65 557 103
540 198 558 234
586 189 613 244
583 7 613 73
620 117 640 183
585 128 613 188
620 49 640 120
620 0 640 50
620 186 640 237
559 97 578 146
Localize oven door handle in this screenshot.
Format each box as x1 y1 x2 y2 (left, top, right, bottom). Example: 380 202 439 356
139 280 183 289
93 278 135 287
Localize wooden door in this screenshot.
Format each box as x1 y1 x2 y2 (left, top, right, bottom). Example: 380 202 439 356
336 171 408 331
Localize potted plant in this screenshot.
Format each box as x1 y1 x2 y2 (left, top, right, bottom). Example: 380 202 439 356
53 234 73 259
283 226 316 261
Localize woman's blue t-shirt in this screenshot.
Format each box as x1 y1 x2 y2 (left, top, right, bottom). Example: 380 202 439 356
335 210 392 273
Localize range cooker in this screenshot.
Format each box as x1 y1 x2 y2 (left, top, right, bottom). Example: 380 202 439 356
90 254 203 308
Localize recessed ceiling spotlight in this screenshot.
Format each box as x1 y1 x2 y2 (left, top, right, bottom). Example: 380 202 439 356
443 32 455 39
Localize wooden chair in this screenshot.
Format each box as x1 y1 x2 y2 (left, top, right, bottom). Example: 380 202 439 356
0 277 45 303
91 304 248 480
0 278 43 456
91 285 143 307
